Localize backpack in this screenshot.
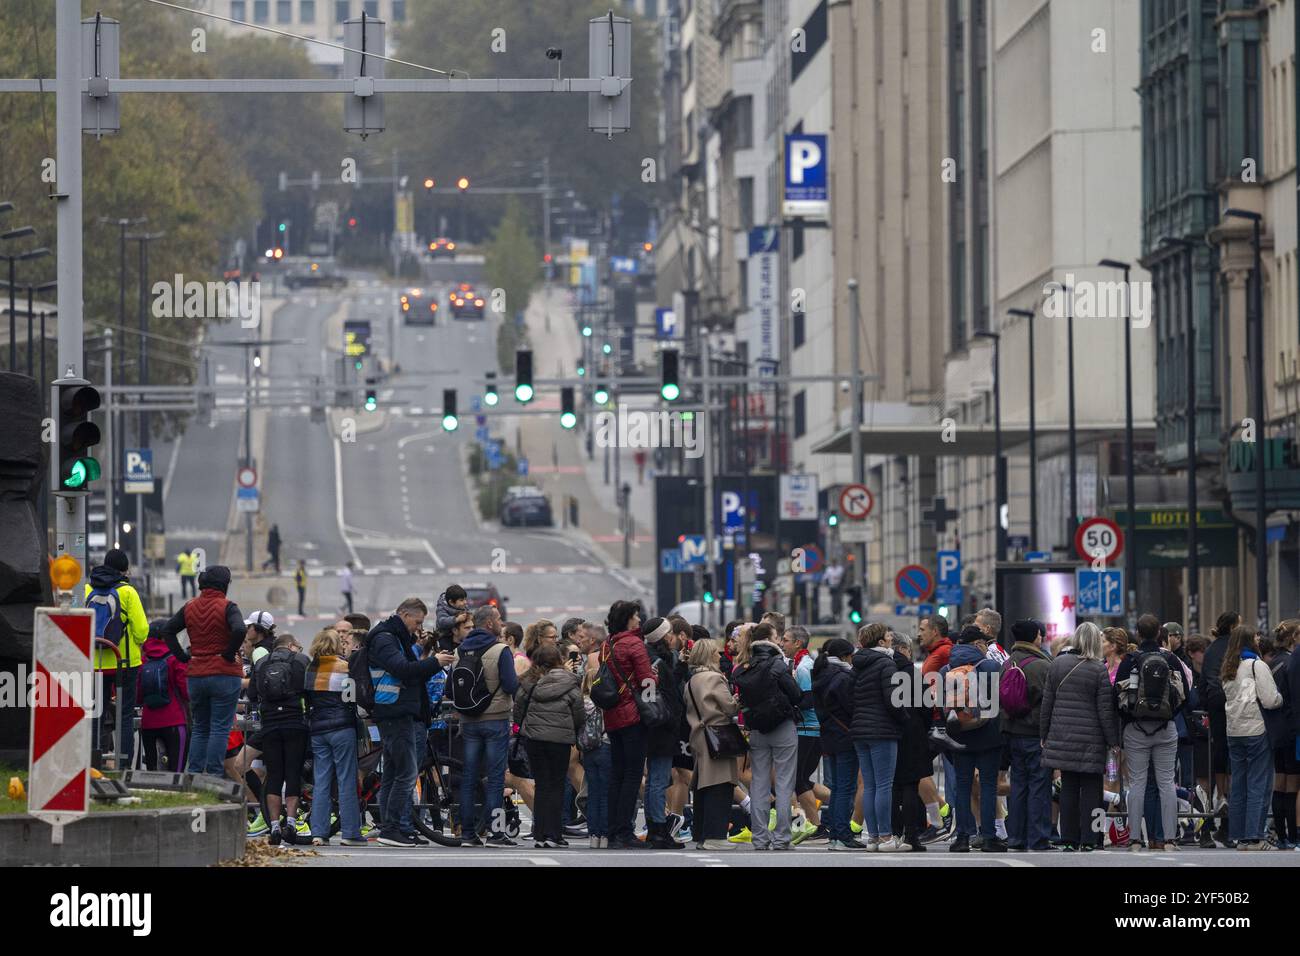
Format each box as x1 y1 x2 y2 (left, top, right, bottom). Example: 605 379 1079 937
577 699 606 753
257 649 298 706
590 641 629 711
1000 654 1036 718
733 658 792 733
87 585 125 646
944 663 990 731
346 637 376 716
1123 651 1182 724
449 645 495 716
139 654 172 709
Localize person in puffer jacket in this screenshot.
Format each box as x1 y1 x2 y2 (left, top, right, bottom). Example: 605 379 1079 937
940 624 1006 853
305 627 365 846
514 644 584 848
850 623 907 851
812 637 860 848
136 622 189 773
733 622 802 850
600 600 657 849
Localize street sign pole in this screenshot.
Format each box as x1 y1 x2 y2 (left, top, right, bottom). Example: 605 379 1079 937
847 279 864 593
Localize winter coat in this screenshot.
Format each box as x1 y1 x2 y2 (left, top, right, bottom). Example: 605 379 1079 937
684 668 741 790
812 657 855 754
254 648 310 733
513 668 584 744
368 614 441 722
159 587 246 679
1223 653 1283 739
434 591 463 636
1200 635 1231 715
85 566 150 669
939 642 1004 751
921 637 953 677
733 640 802 732
1284 648 1300 738
849 646 903 741
136 634 189 730
1040 652 1119 774
305 654 356 736
1000 642 1053 737
892 652 933 784
645 639 686 758
601 628 657 733
1113 643 1188 731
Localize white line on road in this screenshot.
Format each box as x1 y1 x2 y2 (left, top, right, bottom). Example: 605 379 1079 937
162 430 183 505
332 436 362 568
993 858 1037 867
527 857 561 866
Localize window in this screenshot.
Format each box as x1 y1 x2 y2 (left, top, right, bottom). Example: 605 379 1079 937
391 0 405 19
253 0 269 23
277 0 292 23
300 0 315 21
231 0 246 20
335 0 349 22
734 96 753 149
790 0 827 83
738 260 749 310
793 309 805 349
363 0 378 16
793 390 806 438
738 177 754 231
683 42 693 88
792 220 804 260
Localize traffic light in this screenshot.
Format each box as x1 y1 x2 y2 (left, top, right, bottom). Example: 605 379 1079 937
660 349 680 401
347 217 357 228
602 343 612 355
484 371 499 407
514 349 533 403
702 573 715 605
560 387 576 429
423 177 435 189
441 389 458 432
847 586 863 625
364 379 377 412
55 382 102 492
278 222 287 233
827 512 838 527
252 349 262 370
593 381 609 405
457 176 470 191
354 357 363 372
576 363 586 377
581 324 592 337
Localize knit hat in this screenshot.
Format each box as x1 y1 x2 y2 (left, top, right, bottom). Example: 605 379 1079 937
958 624 986 645
104 548 130 573
198 565 232 592
1011 619 1045 645
643 616 671 644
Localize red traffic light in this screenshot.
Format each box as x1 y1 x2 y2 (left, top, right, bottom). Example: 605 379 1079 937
543 253 552 263
347 217 357 228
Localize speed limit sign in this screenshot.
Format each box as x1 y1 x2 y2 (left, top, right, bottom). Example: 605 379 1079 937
1074 516 1124 564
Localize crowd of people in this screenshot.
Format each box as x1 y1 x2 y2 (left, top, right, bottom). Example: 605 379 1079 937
85 547 1300 854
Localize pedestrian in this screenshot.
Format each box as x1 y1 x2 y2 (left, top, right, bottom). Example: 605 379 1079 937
514 643 584 848
665 615 696 841
294 560 308 616
305 627 366 847
176 548 197 599
452 603 520 847
941 623 1006 852
598 599 657 849
1200 611 1241 845
579 665 612 848
367 597 445 847
157 565 246 777
1103 628 1130 683
1041 622 1119 851
254 632 310 845
339 561 355 615
849 623 907 852
523 618 558 661
1002 619 1054 852
812 637 859 849
732 621 802 850
1221 624 1284 849
261 523 281 574
1114 614 1188 851
1269 620 1300 848
434 584 467 639
136 621 189 773
684 638 743 851
85 548 150 770
890 631 933 851
642 616 687 848
782 624 827 843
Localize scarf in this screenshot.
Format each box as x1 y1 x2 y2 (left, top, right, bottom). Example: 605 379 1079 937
793 648 810 667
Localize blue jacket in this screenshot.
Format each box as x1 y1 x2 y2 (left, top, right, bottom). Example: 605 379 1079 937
941 642 1004 751
367 614 441 721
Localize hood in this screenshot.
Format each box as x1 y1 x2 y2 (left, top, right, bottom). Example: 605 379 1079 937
460 629 501 653
851 646 894 671
526 667 580 703
812 656 852 693
435 592 456 619
949 642 987 668
748 639 784 665
89 565 127 589
142 635 172 660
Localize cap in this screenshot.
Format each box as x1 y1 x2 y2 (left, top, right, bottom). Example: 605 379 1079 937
244 611 275 631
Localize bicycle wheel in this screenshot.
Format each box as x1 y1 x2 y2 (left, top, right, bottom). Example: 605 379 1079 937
410 768 460 846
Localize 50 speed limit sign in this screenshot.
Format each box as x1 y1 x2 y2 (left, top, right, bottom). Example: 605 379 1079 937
1074 516 1124 565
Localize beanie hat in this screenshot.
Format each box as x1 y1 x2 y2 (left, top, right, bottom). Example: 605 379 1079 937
958 624 986 645
104 548 130 573
198 565 232 592
1011 619 1045 645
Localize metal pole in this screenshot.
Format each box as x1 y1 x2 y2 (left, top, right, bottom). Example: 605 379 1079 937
993 334 1005 561
1251 220 1267 631
1185 246 1199 632
702 336 716 632
54 0 87 583
104 330 115 551
1122 264 1136 628
7 257 14 371
542 155 551 332
245 347 254 573
1066 287 1078 541
137 237 147 446
26 285 33 376
1028 309 1038 549
847 279 864 590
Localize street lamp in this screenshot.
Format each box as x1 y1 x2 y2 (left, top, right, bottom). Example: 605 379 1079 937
1008 307 1038 549
1159 235 1201 631
1223 208 1267 631
1099 257 1137 625
973 329 1005 561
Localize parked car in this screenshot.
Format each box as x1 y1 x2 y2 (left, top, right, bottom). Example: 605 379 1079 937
462 582 508 621
500 492 553 528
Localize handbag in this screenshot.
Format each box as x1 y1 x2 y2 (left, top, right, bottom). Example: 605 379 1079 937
686 675 749 760
508 683 536 778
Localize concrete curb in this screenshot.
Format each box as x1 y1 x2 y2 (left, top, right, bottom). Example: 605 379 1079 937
0 802 245 866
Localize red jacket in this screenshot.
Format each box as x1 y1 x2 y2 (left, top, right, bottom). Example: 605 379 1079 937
602 629 657 732
922 637 953 677
136 635 189 730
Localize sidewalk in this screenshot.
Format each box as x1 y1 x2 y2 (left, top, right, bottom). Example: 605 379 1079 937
509 287 656 598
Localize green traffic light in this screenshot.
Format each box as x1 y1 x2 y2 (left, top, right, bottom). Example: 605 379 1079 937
278 222 286 232
582 325 592 337
828 513 838 527
484 390 499 407
661 383 680 401
560 411 577 430
593 388 609 405
354 359 363 371
364 396 377 411
442 414 459 432
515 383 534 403
849 610 862 624
63 456 100 489
703 591 715 605
602 343 612 355
577 365 586 377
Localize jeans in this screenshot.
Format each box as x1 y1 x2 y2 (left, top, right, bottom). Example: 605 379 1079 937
749 720 799 847
582 744 612 838
461 719 510 837
1176 740 1195 790
645 754 673 824
854 740 898 839
826 749 860 841
186 674 241 775
1007 735 1053 849
377 716 420 836
953 746 1001 838
311 727 362 840
96 666 140 769
1227 734 1272 842
525 738 572 842
607 722 648 842
1124 722 1178 844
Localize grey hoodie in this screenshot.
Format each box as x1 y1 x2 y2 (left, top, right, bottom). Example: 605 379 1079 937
513 667 584 744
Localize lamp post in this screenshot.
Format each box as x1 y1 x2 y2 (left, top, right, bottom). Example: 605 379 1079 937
973 330 1005 561
1100 258 1137 626
1 224 50 371
1159 235 1201 631
1009 307 1037 549
1224 208 1268 631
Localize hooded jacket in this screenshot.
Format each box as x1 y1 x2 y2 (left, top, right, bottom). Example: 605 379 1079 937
1000 641 1053 737
513 667 584 744
368 614 441 722
1223 651 1282 738
602 628 657 732
849 645 903 741
254 648 310 733
434 591 463 636
136 632 189 729
1040 651 1119 774
812 657 856 754
940 642 1004 751
454 629 518 723
84 566 150 669
645 638 686 757
921 636 954 677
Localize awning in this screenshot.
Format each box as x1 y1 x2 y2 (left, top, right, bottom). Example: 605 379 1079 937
811 420 1158 458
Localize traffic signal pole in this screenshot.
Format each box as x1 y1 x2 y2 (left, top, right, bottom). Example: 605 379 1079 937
847 279 865 597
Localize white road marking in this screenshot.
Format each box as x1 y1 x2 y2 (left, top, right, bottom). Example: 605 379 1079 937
332 435 363 568
994 858 1036 867
527 857 560 866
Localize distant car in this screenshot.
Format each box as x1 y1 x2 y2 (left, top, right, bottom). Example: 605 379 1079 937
427 237 457 259
667 599 740 630
284 264 347 290
462 582 508 621
500 492 552 527
400 287 438 325
449 282 486 319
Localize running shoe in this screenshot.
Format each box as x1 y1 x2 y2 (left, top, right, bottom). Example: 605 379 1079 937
916 824 946 845
727 826 753 844
484 834 519 848
666 812 685 838
377 832 418 847
247 813 269 837
850 819 864 835
341 837 368 848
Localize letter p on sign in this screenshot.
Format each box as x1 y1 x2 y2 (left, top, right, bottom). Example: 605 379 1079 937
789 140 822 184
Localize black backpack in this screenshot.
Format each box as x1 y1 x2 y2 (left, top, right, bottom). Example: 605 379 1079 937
257 649 298 706
450 645 495 716
347 635 376 716
1125 651 1181 724
139 654 172 709
590 641 628 711
733 658 792 733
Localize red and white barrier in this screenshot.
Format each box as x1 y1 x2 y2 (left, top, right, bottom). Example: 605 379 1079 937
28 607 94 842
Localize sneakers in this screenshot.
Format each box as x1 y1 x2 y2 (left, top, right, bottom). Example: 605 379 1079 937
484 834 519 848
247 812 269 837
980 837 1008 853
728 826 753 844
928 726 967 753
699 839 736 851
877 837 911 853
267 826 282 847
949 835 970 852
862 836 880 852
666 813 685 839
790 822 819 846
916 825 945 845
1238 840 1278 851
534 838 560 849
341 837 368 848
829 837 867 851
563 823 589 838
377 832 419 847
460 833 486 848
799 824 831 846
310 836 328 847
589 836 603 849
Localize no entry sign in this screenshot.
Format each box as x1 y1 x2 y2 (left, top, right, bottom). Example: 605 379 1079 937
28 607 94 837
895 564 935 603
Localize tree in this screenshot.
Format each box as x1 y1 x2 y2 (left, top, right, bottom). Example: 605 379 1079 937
485 197 539 371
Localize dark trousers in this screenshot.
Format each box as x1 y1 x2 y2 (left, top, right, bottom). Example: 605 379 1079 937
262 728 309 798
1059 770 1104 847
180 575 196 598
141 725 186 772
1007 735 1054 849
96 665 139 769
692 781 733 841
892 781 925 839
343 591 354 614
952 746 1001 838
524 738 572 842
297 586 306 616
607 722 648 841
